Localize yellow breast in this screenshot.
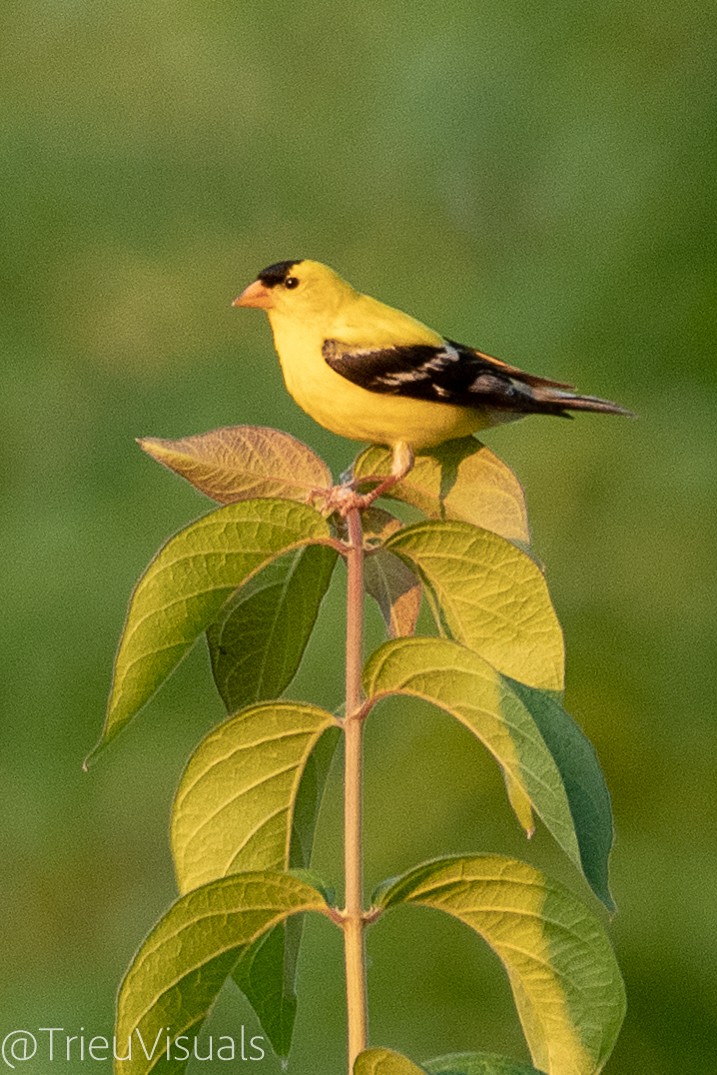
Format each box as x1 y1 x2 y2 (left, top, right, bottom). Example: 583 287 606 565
267 311 490 451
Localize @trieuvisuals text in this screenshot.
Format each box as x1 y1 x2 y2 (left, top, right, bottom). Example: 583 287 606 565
1 1026 265 1068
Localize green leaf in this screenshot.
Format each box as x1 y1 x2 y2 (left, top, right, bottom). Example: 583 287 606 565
362 507 422 638
171 702 338 1058
89 499 331 760
377 856 625 1075
246 729 340 1049
354 1046 545 1074
355 1048 426 1075
115 871 329 1075
364 639 579 867
365 549 422 638
425 1053 544 1074
171 701 338 890
385 521 564 691
290 721 341 868
353 439 530 545
207 543 338 711
138 425 332 504
230 916 300 1059
508 681 615 912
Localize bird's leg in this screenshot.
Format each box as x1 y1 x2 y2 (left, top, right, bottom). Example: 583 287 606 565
356 441 414 507
324 442 414 517
310 443 415 518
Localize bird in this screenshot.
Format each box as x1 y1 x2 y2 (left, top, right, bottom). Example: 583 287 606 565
233 259 633 508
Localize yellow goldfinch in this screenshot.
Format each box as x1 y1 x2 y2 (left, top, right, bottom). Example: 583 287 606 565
233 260 632 504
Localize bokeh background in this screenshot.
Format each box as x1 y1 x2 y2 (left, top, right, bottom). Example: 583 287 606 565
2 1 716 1071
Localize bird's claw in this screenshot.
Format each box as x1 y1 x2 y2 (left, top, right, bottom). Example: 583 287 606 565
306 479 384 518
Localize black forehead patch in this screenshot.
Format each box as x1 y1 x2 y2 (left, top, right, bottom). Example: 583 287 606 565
257 260 303 287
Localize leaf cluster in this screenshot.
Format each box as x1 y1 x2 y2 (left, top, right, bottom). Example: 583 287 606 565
93 427 625 1075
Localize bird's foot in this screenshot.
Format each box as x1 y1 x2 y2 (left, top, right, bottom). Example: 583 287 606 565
307 475 399 518
307 444 414 519
308 482 371 517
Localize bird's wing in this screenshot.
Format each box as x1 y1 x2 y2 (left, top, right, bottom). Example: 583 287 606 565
322 337 574 411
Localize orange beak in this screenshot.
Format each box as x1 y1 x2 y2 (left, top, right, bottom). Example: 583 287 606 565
232 279 274 309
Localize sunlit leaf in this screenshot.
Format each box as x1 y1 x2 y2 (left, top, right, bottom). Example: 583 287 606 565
425 1051 545 1074
376 857 625 1075
364 639 578 866
138 425 332 504
508 680 615 911
207 544 338 711
171 702 338 890
354 1048 425 1075
200 528 340 1053
233 722 339 1057
89 499 331 760
502 772 536 838
171 703 339 1056
115 872 330 1075
237 729 339 1055
385 521 564 691
234 726 341 1053
354 439 530 545
235 726 339 1053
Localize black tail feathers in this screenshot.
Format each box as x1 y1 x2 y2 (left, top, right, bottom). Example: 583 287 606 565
532 387 636 419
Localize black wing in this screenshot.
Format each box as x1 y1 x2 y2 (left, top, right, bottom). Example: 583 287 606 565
322 338 576 414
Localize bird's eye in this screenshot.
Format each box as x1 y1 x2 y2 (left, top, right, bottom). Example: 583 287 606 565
284 276 299 289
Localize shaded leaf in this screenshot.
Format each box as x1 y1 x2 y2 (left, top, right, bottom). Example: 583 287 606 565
290 722 341 868
354 439 530 545
138 425 331 504
385 521 564 691
231 916 300 1059
425 1052 544 1074
362 507 422 638
90 499 330 760
355 1048 426 1075
365 549 422 638
509 681 615 912
171 702 338 1058
364 639 578 868
377 856 625 1075
207 543 338 712
115 872 329 1075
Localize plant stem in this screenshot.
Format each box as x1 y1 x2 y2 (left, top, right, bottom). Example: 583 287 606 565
343 507 367 1071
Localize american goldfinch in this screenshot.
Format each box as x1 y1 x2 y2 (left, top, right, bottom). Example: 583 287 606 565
234 259 631 504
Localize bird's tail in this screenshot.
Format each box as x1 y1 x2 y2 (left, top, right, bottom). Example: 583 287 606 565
530 387 636 418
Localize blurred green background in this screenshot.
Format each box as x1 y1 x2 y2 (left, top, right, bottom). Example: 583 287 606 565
2 1 715 1071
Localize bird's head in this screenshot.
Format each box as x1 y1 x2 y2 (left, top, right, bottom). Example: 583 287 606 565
233 259 355 321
